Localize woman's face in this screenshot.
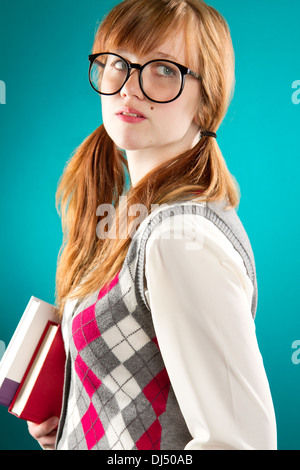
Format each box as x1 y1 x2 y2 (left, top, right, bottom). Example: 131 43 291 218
101 30 201 158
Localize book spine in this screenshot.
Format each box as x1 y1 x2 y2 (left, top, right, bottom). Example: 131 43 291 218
0 378 20 407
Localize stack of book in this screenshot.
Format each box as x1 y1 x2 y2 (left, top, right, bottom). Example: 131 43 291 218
0 297 66 424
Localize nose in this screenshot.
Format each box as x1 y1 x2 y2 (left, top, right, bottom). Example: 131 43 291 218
120 69 144 100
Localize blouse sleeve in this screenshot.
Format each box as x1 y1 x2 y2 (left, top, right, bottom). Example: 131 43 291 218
144 214 277 450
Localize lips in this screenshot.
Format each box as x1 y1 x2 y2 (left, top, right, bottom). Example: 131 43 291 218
116 107 146 119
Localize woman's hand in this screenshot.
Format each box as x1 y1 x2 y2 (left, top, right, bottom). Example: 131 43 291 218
27 416 59 450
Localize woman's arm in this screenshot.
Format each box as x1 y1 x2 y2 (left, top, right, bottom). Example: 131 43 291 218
145 214 277 450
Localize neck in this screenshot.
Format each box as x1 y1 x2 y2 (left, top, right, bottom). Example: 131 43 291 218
126 130 201 187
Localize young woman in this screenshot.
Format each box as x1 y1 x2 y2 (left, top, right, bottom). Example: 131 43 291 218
28 0 277 450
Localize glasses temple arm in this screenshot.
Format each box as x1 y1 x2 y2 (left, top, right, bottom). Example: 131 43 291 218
187 69 202 80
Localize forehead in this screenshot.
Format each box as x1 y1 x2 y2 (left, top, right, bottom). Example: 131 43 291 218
113 30 189 65
153 31 188 63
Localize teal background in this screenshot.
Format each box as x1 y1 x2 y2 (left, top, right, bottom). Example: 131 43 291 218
0 0 299 450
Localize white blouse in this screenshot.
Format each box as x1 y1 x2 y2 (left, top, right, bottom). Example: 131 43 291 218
144 213 277 450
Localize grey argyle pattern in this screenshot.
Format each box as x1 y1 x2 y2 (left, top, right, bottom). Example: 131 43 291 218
55 201 257 450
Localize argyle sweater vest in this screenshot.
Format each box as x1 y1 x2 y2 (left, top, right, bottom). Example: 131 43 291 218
55 200 258 450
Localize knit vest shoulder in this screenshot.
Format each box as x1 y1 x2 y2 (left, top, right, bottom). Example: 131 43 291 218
55 200 257 450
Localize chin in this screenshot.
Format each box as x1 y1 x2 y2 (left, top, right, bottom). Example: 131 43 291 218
103 117 152 151
121 142 146 151
107 131 146 152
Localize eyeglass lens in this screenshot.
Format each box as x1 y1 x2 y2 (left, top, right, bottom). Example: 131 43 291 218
89 53 183 103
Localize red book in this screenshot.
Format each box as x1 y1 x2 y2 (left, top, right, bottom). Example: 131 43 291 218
8 321 66 424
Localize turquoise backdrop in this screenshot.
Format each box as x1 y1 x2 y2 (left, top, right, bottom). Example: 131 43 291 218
0 0 299 450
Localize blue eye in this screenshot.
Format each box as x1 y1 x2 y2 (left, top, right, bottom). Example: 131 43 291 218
157 65 175 76
147 62 179 79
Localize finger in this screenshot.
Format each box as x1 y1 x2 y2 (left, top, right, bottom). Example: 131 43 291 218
41 444 55 450
39 432 57 449
28 416 59 440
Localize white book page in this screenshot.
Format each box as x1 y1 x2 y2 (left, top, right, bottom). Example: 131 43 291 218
0 297 57 386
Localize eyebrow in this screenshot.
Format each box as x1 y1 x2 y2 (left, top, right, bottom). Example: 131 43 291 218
113 49 179 63
151 51 179 61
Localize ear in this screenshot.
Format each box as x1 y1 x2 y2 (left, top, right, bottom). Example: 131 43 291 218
192 99 202 127
193 112 201 128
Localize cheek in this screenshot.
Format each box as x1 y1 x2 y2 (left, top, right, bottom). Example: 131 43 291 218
101 98 120 141
156 98 199 135
181 81 201 123
101 98 111 124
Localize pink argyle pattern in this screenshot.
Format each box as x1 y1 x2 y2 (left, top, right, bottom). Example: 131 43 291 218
65 268 174 450
136 368 171 450
62 265 174 450
56 203 228 450
71 273 121 449
72 304 103 449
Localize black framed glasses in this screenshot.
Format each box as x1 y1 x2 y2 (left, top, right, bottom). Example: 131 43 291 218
88 52 201 104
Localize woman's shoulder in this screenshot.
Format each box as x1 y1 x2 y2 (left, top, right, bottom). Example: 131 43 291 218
143 199 245 269
136 198 257 317
133 198 239 244
135 198 255 274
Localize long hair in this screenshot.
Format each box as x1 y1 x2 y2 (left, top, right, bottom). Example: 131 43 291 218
55 0 239 317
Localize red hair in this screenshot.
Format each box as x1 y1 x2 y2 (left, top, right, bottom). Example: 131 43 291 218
55 0 239 317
